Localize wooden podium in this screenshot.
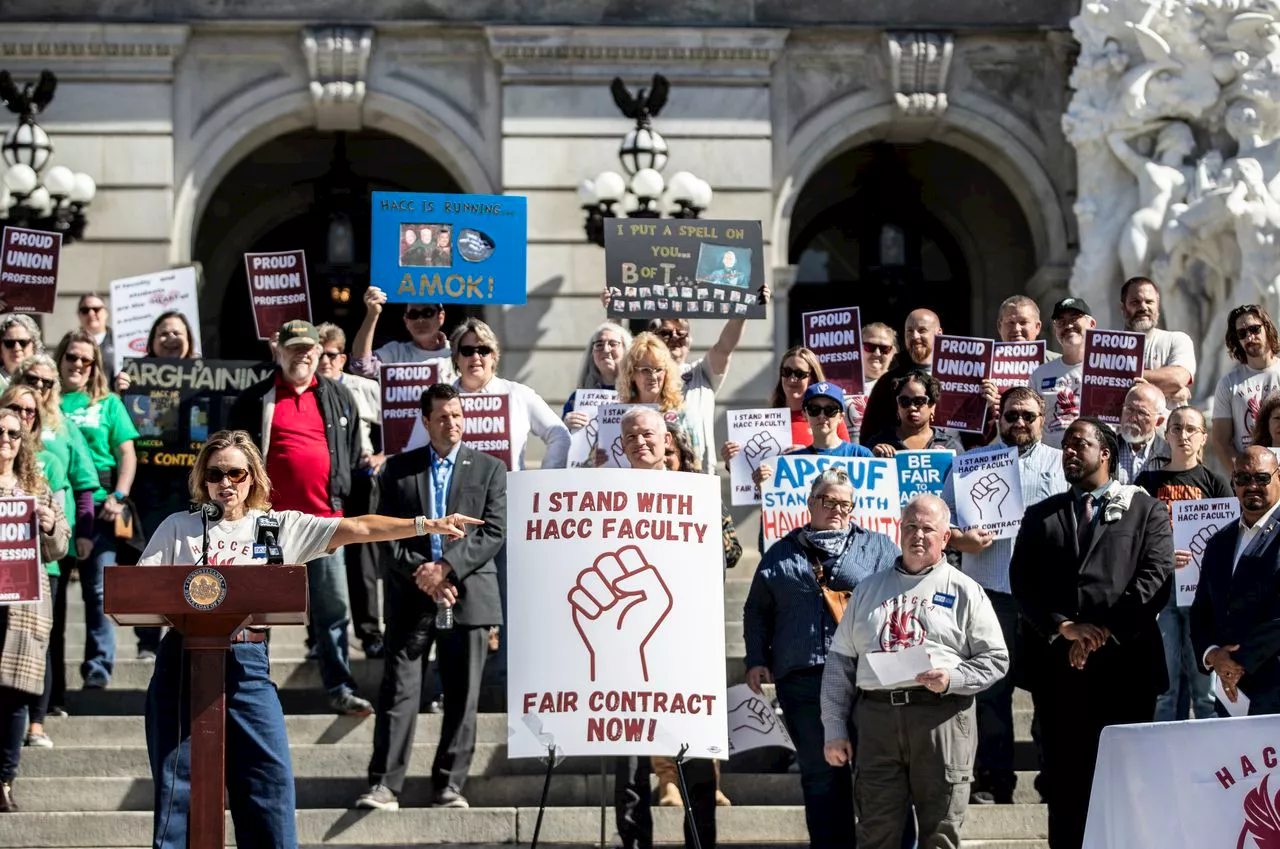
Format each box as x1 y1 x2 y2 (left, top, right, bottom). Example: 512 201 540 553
105 564 308 849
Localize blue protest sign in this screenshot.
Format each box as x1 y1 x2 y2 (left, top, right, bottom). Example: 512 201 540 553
370 191 527 306
896 450 955 508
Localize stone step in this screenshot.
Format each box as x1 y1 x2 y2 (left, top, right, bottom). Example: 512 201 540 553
11 772 1049 812
0 805 1047 847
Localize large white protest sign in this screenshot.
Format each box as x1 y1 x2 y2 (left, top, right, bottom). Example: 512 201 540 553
596 403 658 468
726 685 794 756
1083 715 1280 849
568 389 619 468
1172 498 1239 607
726 409 790 506
760 455 900 551
952 446 1024 541
110 267 203 374
507 469 728 759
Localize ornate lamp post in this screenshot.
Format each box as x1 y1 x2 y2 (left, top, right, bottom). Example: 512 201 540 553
0 70 97 243
580 74 712 247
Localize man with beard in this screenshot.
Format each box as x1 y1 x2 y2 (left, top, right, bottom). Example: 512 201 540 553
942 386 1066 805
1120 277 1196 406
1192 445 1280 715
1010 417 1173 849
1030 298 1096 449
1115 383 1170 485
859 309 943 443
1211 304 1280 469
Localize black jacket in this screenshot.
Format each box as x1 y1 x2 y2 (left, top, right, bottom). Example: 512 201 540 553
228 371 362 513
376 444 507 626
1010 485 1174 697
1192 512 1280 714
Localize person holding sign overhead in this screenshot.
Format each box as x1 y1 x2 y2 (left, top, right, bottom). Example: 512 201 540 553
1010 417 1172 849
137 429 481 848
744 466 899 849
1191 445 1280 716
1135 405 1229 721
865 372 964 458
349 286 455 383
941 386 1065 805
821 494 1008 849
0 405 69 812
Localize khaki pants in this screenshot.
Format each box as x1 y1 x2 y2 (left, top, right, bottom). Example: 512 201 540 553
854 694 976 849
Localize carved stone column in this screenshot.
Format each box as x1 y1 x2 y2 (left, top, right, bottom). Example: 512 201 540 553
301 26 373 131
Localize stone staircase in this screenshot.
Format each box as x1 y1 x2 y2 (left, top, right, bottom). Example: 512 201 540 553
5 574 1049 847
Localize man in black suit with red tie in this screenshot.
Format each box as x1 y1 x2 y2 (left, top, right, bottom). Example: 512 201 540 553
1010 417 1173 849
1192 445 1280 715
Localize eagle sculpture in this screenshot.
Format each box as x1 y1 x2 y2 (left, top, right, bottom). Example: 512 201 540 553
0 70 57 117
609 74 670 123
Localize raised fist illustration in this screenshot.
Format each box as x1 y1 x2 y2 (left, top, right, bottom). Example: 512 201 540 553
584 415 600 448
971 473 1011 519
729 694 779 738
743 431 782 473
1187 524 1219 568
569 545 673 682
610 436 627 467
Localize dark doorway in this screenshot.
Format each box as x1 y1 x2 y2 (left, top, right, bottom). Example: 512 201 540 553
194 130 466 360
787 141 1035 345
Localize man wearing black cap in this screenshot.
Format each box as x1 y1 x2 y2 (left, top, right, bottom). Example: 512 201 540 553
230 319 374 716
1030 297 1097 449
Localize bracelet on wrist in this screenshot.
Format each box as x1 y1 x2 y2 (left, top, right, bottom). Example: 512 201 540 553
415 515 427 536
111 490 126 502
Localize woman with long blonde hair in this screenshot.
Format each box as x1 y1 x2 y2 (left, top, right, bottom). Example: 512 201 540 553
613 332 705 469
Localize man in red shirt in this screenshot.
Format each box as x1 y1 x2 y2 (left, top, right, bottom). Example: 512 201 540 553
230 320 372 715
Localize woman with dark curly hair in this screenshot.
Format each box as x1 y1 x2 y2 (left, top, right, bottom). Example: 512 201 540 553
864 371 964 457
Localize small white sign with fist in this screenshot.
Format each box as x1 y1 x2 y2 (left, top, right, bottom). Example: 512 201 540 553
1172 497 1240 607
953 446 1025 540
726 408 792 505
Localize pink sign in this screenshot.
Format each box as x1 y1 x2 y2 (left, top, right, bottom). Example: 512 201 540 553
801 307 863 395
991 340 1046 394
379 362 439 455
931 335 994 434
0 226 61 313
1080 329 1144 424
245 250 311 340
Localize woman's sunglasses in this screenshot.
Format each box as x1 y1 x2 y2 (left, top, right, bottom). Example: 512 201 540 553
459 345 493 358
204 467 250 485
62 354 93 368
21 376 56 391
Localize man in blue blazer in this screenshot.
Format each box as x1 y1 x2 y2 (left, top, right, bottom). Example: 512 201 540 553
1192 445 1280 715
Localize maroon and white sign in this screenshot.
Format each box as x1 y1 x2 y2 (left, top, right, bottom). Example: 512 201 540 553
461 393 513 470
801 307 863 395
0 226 61 313
244 250 311 340
0 497 43 605
1080 329 1144 424
991 340 1046 394
379 362 439 455
932 335 994 434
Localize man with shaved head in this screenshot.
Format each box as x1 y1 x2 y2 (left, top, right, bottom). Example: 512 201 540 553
859 309 944 444
821 494 1008 849
1116 382 1170 484
1192 445 1280 715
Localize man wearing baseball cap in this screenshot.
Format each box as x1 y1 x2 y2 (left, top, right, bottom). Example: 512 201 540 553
750 383 873 491
1030 297 1097 449
230 319 375 716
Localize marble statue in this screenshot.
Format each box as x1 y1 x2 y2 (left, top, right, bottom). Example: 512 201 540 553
1066 0 1280 401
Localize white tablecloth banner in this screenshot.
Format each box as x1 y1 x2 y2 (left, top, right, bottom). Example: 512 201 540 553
1084 714 1280 848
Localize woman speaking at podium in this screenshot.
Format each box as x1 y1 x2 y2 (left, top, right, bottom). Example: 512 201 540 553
137 429 480 849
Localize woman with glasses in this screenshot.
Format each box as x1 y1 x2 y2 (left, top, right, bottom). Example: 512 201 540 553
0 405 69 811
853 323 899 442
139 429 481 849
745 383 874 497
612 333 703 469
113 310 200 392
349 287 456 383
53 331 138 690
865 371 964 457
0 316 42 392
743 467 901 849
562 322 633 428
9 356 97 718
0 384 86 751
1135 406 1230 722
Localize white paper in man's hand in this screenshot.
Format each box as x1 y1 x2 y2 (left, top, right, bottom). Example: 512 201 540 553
864 644 933 687
1212 671 1250 717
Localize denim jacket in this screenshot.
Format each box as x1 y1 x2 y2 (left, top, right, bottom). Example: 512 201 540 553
743 523 901 681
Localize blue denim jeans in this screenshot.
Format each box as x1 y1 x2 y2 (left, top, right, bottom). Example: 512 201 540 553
1156 595 1215 721
146 631 297 849
776 666 856 849
306 549 358 697
82 519 117 683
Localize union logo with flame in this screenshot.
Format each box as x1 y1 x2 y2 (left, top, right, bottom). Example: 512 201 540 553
878 598 926 651
1240 774 1280 849
1055 386 1079 427
1247 395 1262 438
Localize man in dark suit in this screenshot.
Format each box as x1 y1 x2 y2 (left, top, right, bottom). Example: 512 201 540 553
355 383 506 811
1010 416 1173 849
1192 445 1280 715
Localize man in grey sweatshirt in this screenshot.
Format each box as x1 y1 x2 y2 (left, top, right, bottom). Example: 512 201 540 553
820 494 1009 849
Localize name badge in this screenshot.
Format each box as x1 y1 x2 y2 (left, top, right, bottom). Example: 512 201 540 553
252 544 267 558
1040 378 1056 390
932 592 956 608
